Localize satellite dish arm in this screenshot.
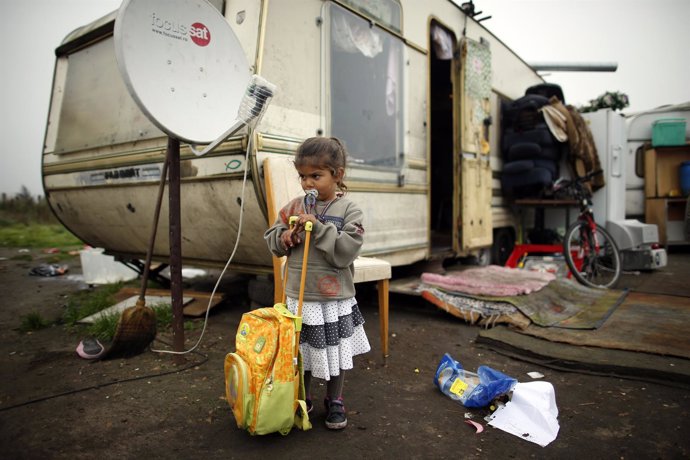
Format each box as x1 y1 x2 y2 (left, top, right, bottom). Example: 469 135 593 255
189 74 276 156
189 119 246 156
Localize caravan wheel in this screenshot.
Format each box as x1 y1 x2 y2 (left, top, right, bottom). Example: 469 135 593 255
248 275 275 307
491 228 515 266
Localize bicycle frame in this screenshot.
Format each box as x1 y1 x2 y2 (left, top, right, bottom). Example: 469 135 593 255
570 196 600 272
557 170 621 288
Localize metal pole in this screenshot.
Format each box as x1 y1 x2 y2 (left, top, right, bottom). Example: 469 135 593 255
167 136 185 363
528 62 618 72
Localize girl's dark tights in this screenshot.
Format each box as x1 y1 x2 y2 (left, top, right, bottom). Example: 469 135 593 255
304 370 346 401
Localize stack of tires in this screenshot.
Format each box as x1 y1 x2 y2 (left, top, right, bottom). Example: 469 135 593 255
500 84 566 198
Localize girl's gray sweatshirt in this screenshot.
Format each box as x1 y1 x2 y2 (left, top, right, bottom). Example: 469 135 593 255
264 196 364 301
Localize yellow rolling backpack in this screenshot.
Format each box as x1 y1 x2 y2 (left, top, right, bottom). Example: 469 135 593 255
224 219 312 435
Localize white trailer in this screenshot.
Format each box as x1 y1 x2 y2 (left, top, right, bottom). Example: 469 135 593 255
42 0 544 275
626 103 690 249
584 109 668 270
626 102 690 217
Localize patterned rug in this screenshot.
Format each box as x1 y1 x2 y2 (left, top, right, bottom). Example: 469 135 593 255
420 268 627 330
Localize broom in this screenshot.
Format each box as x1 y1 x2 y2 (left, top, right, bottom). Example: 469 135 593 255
102 147 171 359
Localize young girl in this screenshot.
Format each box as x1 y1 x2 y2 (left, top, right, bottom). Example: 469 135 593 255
264 136 370 430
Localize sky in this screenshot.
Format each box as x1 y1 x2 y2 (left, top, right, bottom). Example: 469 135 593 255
476 0 690 111
1 0 689 198
1 0 123 198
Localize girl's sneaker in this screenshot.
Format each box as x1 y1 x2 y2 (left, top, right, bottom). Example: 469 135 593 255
324 398 347 430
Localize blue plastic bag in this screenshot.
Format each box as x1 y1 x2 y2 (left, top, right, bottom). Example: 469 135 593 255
434 353 517 408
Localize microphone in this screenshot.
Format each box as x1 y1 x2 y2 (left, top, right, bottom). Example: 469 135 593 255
304 189 318 211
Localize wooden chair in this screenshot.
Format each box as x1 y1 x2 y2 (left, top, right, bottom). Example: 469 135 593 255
263 157 391 358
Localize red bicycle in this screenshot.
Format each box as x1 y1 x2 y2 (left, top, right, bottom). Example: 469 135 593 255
553 171 621 289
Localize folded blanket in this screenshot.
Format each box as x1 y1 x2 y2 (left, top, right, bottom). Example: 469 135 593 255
421 265 555 297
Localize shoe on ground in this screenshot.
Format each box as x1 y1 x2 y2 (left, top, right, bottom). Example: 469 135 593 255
76 337 105 359
324 398 347 430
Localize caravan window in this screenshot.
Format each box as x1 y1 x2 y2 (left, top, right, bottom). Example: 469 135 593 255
338 0 402 33
329 3 403 167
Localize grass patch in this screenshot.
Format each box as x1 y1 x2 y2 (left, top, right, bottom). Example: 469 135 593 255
19 312 51 333
63 282 124 326
152 303 173 329
63 281 199 342
86 312 121 341
0 223 82 249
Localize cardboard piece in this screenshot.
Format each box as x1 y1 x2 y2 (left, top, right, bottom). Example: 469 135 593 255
113 287 225 317
78 295 193 324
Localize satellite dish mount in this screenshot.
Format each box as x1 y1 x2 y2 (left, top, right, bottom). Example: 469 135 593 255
114 0 275 355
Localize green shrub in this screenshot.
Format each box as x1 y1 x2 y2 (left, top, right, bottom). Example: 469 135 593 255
19 312 51 333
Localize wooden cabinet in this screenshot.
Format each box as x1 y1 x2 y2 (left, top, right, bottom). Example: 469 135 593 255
645 198 688 245
644 145 690 198
644 145 690 245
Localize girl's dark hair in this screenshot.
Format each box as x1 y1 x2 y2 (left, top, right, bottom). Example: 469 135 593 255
294 137 348 191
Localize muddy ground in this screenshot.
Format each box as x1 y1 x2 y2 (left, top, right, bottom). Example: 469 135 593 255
0 247 688 459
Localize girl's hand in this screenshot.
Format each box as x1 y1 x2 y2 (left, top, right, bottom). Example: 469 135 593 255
293 213 317 234
280 229 301 249
282 214 316 249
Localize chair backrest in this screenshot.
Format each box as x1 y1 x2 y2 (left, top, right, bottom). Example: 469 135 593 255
263 156 303 303
264 156 302 225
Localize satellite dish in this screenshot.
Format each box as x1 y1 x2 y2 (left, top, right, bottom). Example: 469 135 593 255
114 0 250 144
111 0 276 355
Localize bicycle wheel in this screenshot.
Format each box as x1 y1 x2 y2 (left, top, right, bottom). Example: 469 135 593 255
563 220 621 288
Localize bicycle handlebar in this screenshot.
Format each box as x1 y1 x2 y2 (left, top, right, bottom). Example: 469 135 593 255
554 169 603 190
573 169 603 184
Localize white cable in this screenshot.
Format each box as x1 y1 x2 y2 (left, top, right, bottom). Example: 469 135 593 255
151 131 254 355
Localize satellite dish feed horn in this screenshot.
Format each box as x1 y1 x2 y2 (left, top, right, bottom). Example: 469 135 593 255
189 74 276 156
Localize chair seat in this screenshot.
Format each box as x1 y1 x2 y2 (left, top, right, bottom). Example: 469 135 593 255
353 257 392 284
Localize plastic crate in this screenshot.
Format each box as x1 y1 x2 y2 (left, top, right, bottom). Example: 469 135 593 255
652 118 686 147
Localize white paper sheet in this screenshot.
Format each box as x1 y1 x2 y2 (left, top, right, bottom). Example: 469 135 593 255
488 381 560 447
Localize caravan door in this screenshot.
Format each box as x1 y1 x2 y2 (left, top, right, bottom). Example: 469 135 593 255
452 38 493 252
